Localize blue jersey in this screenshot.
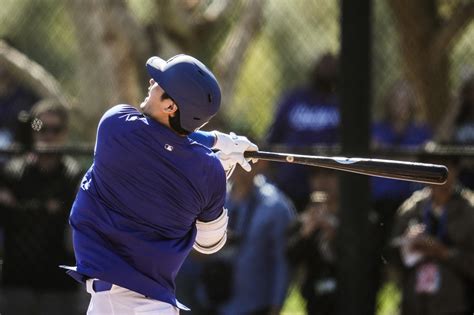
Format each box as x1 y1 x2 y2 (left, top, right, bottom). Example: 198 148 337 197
371 121 432 201
266 87 339 146
68 105 226 309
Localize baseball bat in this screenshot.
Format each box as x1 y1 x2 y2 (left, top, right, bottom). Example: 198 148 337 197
244 151 448 185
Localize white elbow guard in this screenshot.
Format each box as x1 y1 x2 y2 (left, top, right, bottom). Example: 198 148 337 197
193 208 228 254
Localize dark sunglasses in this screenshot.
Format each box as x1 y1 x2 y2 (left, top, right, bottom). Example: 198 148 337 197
36 125 65 135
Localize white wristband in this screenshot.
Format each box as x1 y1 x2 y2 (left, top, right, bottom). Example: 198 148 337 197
194 208 228 254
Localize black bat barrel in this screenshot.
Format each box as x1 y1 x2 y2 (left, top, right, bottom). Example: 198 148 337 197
244 151 448 185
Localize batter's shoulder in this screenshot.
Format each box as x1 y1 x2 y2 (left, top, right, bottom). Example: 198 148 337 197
187 143 225 175
100 104 140 123
97 104 149 139
205 150 226 175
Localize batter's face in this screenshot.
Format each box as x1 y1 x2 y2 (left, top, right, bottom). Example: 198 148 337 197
140 79 177 126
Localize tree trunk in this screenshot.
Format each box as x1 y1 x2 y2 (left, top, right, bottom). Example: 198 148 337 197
389 0 474 127
66 0 148 139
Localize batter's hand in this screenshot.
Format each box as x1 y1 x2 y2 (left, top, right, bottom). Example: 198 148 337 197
410 235 450 260
212 131 258 176
212 131 259 158
216 151 253 178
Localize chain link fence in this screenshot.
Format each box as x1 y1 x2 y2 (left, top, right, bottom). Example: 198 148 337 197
1 1 474 314
2 0 473 138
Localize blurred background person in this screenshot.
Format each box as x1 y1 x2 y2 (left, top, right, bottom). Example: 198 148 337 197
388 151 474 315
197 163 295 315
371 80 434 291
0 65 39 156
265 52 339 212
372 79 433 218
286 168 340 315
450 74 474 189
0 99 86 315
452 74 474 145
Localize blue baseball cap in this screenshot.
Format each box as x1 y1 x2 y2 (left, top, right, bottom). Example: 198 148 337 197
146 54 221 132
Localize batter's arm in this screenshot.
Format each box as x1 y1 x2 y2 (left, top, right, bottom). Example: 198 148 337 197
189 130 216 148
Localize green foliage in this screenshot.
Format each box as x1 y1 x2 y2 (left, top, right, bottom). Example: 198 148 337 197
1 0 473 143
0 0 77 141
127 0 157 25
0 0 29 36
1 0 77 86
281 286 306 315
372 0 403 120
376 281 401 315
280 280 402 315
226 34 282 139
264 0 339 82
451 21 474 92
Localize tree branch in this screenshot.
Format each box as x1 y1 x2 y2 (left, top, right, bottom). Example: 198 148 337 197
187 0 234 25
0 40 71 108
432 2 474 55
153 0 236 52
214 0 266 107
109 0 151 61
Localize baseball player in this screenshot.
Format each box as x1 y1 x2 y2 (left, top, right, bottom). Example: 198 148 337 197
61 54 258 314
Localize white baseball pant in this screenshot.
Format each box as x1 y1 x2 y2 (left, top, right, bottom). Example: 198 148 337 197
85 279 179 315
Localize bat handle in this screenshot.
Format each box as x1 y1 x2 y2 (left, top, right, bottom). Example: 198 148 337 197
244 151 259 159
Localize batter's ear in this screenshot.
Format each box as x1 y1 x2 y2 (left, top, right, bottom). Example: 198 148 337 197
164 103 178 114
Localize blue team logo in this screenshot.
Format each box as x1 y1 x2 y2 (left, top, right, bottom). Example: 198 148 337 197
119 114 149 125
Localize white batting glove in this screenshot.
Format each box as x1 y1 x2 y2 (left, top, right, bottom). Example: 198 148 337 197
212 131 258 155
217 151 254 178
212 131 258 176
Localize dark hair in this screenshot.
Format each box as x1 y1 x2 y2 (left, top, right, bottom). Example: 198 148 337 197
169 109 191 135
161 92 173 102
162 92 191 135
310 52 338 98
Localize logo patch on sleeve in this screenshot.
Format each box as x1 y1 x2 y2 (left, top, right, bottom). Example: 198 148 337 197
118 114 149 125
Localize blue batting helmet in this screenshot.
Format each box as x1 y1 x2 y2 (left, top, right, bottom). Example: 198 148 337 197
146 54 221 132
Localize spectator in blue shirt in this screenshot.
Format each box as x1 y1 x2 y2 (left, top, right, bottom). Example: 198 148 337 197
218 165 295 315
372 79 432 227
371 79 433 309
372 80 432 148
266 52 339 212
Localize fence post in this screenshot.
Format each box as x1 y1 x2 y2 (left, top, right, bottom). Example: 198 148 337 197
337 0 375 314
